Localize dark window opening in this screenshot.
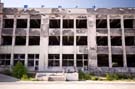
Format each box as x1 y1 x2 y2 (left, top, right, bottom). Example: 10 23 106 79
0 54 11 66
15 36 26 45
110 19 121 28
124 19 133 28
125 36 135 46
112 55 123 67
28 60 34 67
76 19 87 28
28 54 39 59
17 19 27 28
30 19 41 28
127 55 135 67
49 19 60 28
49 36 60 45
96 19 107 28
14 54 25 59
97 54 109 67
63 19 74 28
1 36 12 45
48 60 59 67
63 36 74 45
29 36 40 45
97 36 108 46
76 54 88 67
76 36 87 45
3 19 14 28
111 36 122 46
14 60 24 66
48 54 59 59
62 54 74 66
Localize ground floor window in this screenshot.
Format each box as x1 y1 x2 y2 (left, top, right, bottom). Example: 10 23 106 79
48 54 60 67
0 54 11 66
112 55 123 67
97 54 109 67
76 54 88 67
62 54 74 66
127 54 135 67
13 54 25 66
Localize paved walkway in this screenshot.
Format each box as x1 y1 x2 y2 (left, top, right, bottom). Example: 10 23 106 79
0 74 19 82
0 81 135 89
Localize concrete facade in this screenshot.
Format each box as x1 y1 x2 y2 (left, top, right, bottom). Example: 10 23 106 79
0 1 135 74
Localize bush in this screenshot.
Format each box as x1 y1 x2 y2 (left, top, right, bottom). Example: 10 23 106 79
12 61 27 79
79 71 91 80
105 73 134 80
21 74 29 80
106 73 119 80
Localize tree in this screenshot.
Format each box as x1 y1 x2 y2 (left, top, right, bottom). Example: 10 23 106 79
12 61 27 79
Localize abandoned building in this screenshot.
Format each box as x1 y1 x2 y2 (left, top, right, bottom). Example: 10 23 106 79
0 1 135 74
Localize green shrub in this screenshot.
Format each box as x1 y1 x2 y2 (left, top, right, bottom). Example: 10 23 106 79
12 61 27 79
91 76 99 80
79 71 91 80
21 74 29 80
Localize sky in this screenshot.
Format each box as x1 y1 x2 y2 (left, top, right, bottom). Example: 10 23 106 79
1 0 135 8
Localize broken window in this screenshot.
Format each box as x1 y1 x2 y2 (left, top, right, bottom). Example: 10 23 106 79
0 54 11 66
76 36 87 45
3 19 14 28
49 36 60 45
97 54 109 67
110 19 121 28
13 54 25 66
63 36 74 45
49 19 60 28
97 36 108 46
1 36 12 45
63 19 74 28
127 55 135 67
29 36 40 45
96 19 107 28
112 55 123 67
76 19 87 28
30 19 41 28
76 54 88 67
17 19 27 28
48 54 60 67
124 19 133 28
15 36 26 45
28 54 39 67
111 36 122 46
125 36 135 46
62 54 74 66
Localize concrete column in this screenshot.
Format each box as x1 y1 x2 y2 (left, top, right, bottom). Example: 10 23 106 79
74 17 77 67
39 15 49 71
88 15 97 68
121 15 127 67
10 16 16 66
25 15 30 67
107 15 112 68
0 15 3 46
60 15 63 68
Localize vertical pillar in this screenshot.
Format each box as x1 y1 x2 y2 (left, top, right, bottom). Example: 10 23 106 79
11 16 16 66
25 15 30 67
121 15 127 67
107 15 112 68
60 15 63 68
88 15 97 68
39 15 49 71
74 17 77 67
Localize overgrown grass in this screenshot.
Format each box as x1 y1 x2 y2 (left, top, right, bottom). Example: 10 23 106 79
106 73 134 81
79 71 99 81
